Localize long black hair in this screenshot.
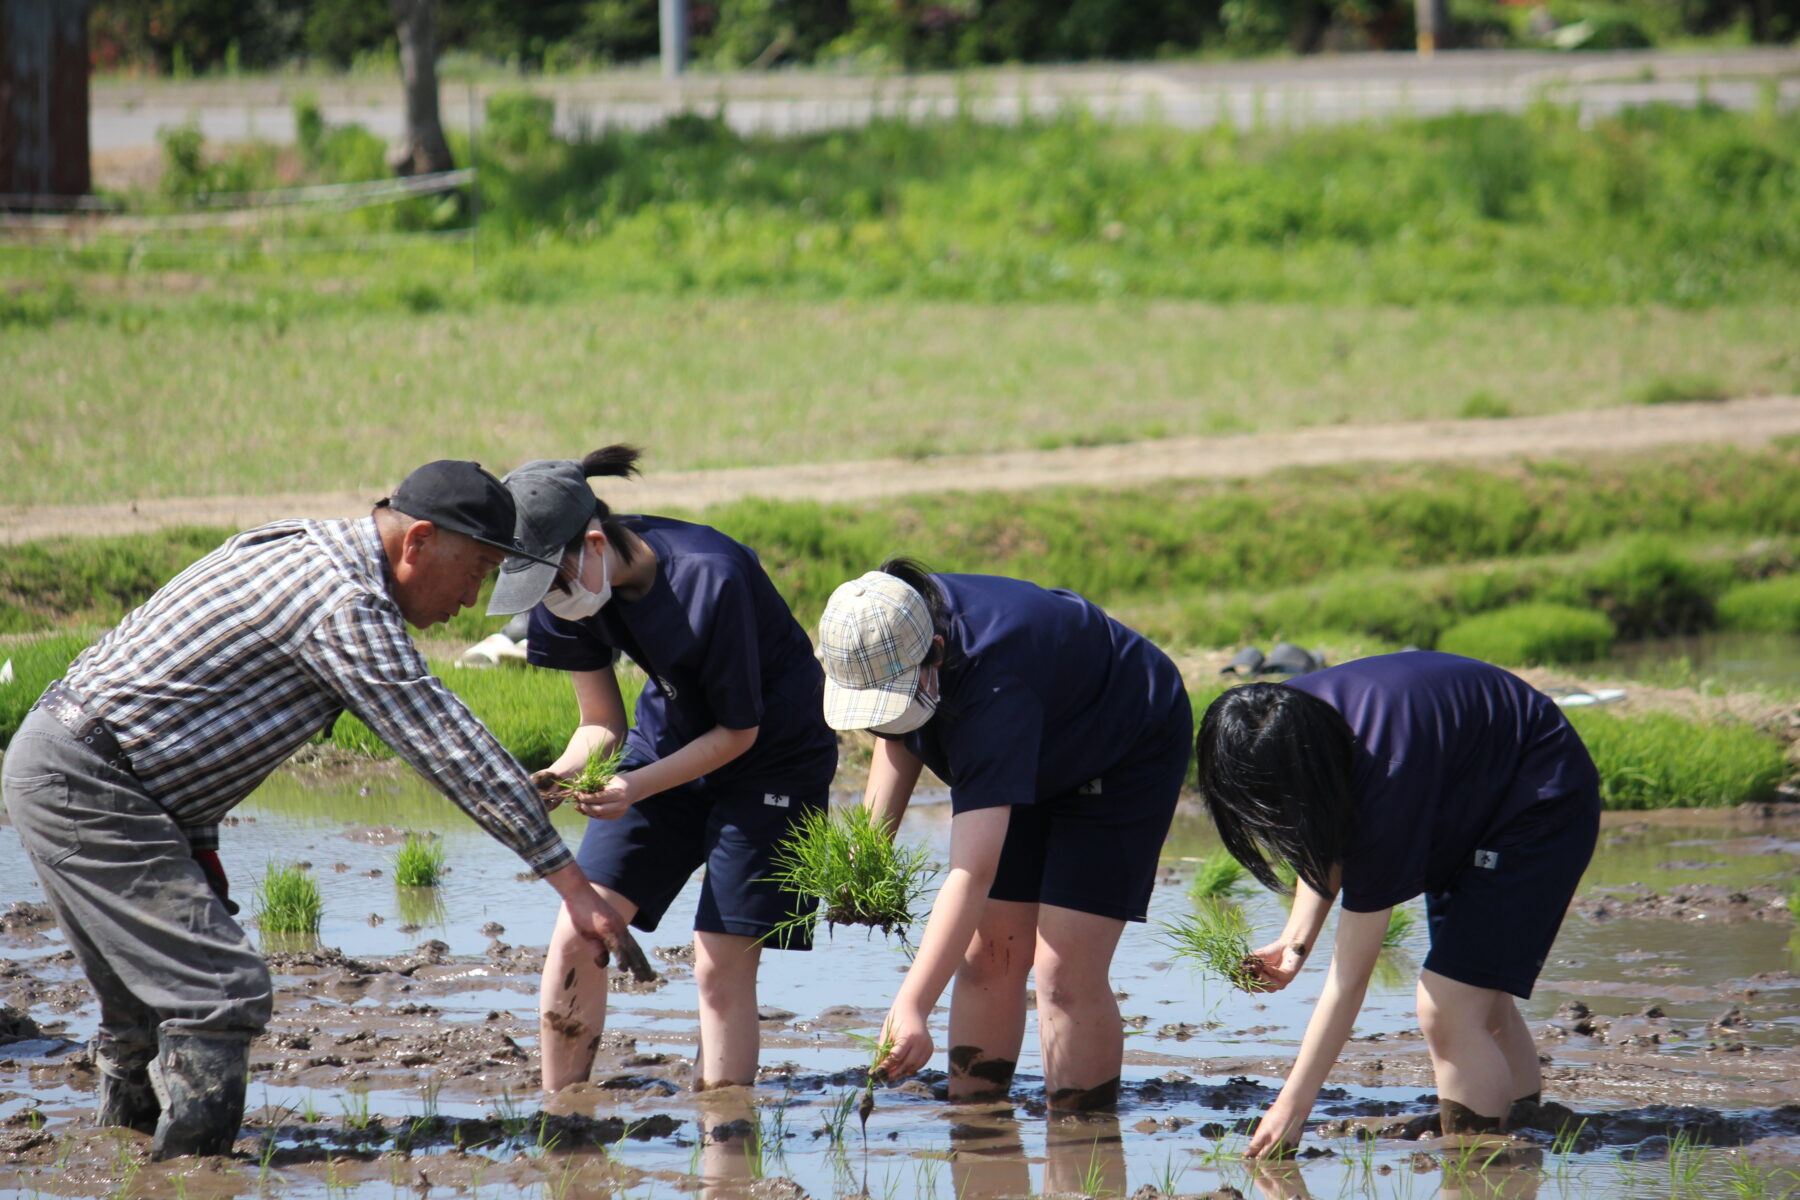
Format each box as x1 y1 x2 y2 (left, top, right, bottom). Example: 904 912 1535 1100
575 444 643 564
1194 682 1355 897
877 555 952 669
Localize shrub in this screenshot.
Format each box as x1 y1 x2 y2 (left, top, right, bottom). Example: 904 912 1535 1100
1578 538 1718 638
256 862 323 934
1437 603 1615 666
1566 709 1787 809
393 833 446 887
1716 575 1800 634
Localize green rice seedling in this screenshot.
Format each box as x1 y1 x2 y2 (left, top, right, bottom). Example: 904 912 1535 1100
820 1089 857 1147
1565 709 1786 809
1384 906 1417 949
1147 1151 1188 1195
762 805 940 943
1160 902 1259 992
393 832 446 887
846 1028 897 1136
255 862 322 935
1666 1128 1707 1196
554 743 629 799
1079 1139 1111 1198
340 1089 373 1132
1188 850 1249 901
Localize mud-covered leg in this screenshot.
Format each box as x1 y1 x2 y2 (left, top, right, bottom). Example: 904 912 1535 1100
946 899 1036 1101
1035 904 1127 1111
539 884 639 1092
1418 970 1513 1133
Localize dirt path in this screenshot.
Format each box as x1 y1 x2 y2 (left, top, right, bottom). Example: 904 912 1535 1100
6 395 1799 546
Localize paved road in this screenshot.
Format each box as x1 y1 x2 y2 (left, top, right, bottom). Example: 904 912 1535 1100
7 395 1797 546
89 48 1799 151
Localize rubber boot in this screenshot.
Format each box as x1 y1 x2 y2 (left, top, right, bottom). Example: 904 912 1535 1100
95 1045 160 1135
148 1031 249 1159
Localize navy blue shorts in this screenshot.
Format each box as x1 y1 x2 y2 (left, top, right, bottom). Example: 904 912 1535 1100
1422 783 1601 999
574 755 830 950
987 703 1193 923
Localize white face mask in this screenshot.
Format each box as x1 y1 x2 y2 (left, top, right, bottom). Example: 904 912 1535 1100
542 544 611 622
871 664 939 736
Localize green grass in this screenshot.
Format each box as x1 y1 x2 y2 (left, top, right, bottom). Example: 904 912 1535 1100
1437 603 1616 667
5 299 1795 508
255 862 323 934
1187 849 1250 901
1161 900 1258 991
0 632 92 746
1717 575 1800 634
1383 906 1418 949
762 804 941 943
393 833 447 887
1567 708 1788 809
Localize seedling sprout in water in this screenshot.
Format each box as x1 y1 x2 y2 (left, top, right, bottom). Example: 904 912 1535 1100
762 805 940 945
1161 901 1260 992
845 1028 898 1138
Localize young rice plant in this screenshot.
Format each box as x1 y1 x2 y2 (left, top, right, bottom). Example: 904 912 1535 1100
256 862 322 935
394 832 446 887
555 743 629 799
1189 849 1250 901
1162 901 1260 992
762 805 940 944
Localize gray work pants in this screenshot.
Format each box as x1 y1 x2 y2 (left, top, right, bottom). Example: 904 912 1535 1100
2 709 272 1074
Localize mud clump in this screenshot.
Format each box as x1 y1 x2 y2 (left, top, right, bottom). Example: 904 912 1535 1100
1576 884 1790 923
0 903 54 935
0 1006 43 1045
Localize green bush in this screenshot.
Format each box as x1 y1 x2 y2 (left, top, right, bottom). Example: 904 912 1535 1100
1437 603 1615 666
1566 709 1787 809
1577 538 1719 638
1716 575 1800 634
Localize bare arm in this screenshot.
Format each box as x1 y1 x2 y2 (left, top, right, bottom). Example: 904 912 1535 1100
1246 874 1339 991
878 802 1010 1080
1246 904 1389 1157
574 723 759 820
539 668 630 783
864 736 926 834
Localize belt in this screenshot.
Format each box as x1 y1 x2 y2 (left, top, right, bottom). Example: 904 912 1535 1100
32 680 136 776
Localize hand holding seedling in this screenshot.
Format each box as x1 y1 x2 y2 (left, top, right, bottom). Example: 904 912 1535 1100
1242 939 1306 992
875 1006 932 1081
569 773 638 820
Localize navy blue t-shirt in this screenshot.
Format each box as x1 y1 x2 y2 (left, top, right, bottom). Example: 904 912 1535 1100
892 575 1189 815
1285 651 1599 913
526 516 836 792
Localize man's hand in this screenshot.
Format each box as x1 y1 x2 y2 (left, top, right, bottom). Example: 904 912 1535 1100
1243 939 1306 992
560 879 656 983
194 849 240 916
570 772 640 822
530 768 566 810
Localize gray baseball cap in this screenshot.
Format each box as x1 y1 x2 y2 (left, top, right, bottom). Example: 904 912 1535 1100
486 459 597 616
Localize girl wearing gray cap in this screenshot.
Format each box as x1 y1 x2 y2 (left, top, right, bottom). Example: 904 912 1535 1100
492 446 837 1093
816 560 1192 1110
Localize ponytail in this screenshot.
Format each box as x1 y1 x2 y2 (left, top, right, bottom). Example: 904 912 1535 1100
571 443 644 564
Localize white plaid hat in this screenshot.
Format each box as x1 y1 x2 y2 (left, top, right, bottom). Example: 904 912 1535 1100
818 571 934 731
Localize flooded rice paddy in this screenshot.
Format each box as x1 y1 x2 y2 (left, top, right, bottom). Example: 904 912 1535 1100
3 763 1799 1200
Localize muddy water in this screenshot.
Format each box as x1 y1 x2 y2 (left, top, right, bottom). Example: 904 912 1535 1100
3 763 1799 1200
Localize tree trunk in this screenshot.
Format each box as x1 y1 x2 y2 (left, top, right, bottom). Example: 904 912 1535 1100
388 0 453 176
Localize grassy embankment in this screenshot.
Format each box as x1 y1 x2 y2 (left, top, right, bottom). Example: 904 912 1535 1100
6 102 1800 502
4 444 1792 804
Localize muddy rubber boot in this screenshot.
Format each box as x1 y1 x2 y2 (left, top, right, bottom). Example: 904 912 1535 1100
95 1048 160 1135
148 1031 249 1160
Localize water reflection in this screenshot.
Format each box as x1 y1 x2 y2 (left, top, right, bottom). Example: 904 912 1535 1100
395 884 449 931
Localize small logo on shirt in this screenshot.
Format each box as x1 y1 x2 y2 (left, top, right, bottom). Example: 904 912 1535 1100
658 677 679 699
1078 778 1103 796
764 793 790 808
1473 849 1500 870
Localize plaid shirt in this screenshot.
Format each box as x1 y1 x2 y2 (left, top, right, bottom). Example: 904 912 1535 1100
61 517 572 877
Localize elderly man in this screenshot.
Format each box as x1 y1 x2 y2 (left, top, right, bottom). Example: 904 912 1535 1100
1 461 647 1159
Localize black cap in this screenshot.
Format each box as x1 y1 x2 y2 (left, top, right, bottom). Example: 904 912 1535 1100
380 460 559 566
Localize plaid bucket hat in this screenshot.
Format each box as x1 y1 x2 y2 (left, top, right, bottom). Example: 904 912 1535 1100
818 571 934 730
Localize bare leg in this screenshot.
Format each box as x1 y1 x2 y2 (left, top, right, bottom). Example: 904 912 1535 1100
946 899 1037 1101
539 884 638 1092
1488 995 1541 1102
694 931 764 1088
1034 904 1127 1110
1417 969 1513 1131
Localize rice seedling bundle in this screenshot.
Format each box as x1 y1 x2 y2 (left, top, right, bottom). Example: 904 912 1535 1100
256 862 323 935
1161 901 1259 991
763 805 939 943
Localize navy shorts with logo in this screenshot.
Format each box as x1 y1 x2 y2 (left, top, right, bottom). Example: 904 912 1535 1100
1421 782 1601 999
987 703 1193 923
575 751 829 950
